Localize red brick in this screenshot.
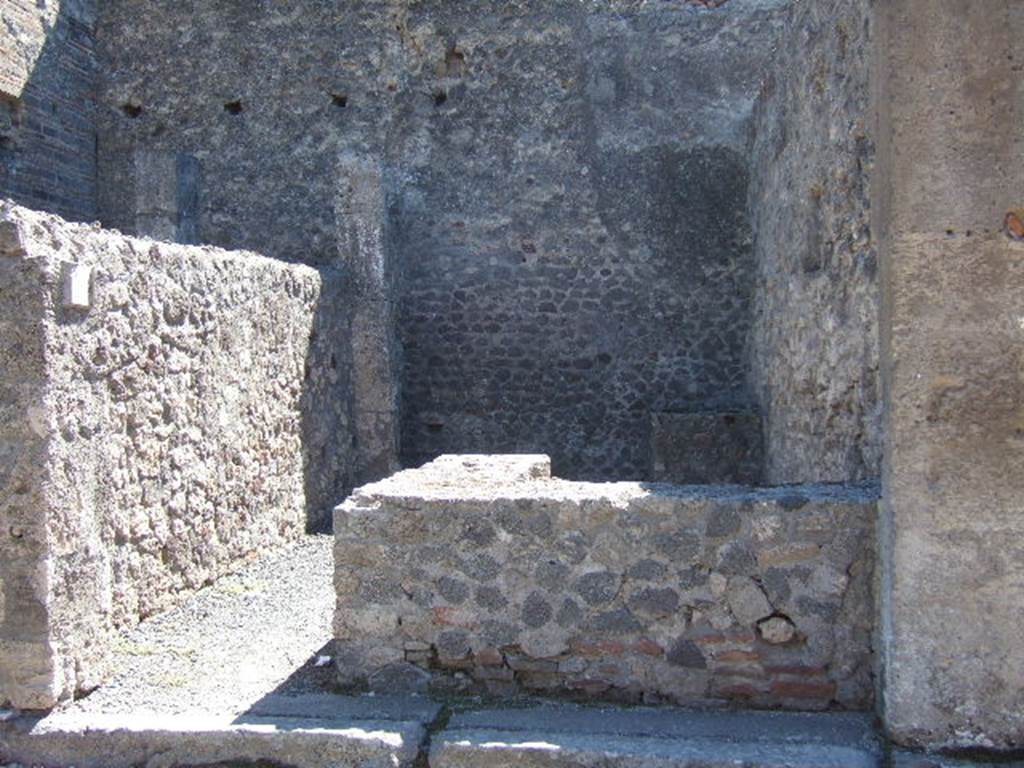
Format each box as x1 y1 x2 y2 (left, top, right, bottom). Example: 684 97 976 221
714 649 761 663
713 682 765 699
571 640 626 656
764 664 828 677
474 647 504 666
474 666 514 681
633 638 664 657
431 606 476 628
567 678 611 695
770 680 837 699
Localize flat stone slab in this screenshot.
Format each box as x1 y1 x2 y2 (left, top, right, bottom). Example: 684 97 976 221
2 709 428 768
433 705 882 768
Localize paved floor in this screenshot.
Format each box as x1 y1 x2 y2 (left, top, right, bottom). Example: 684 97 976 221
74 533 337 717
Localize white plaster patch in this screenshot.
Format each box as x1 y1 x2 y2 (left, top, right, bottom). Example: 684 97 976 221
62 263 92 309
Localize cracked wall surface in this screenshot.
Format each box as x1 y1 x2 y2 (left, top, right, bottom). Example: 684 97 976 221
0 203 354 709
335 455 876 710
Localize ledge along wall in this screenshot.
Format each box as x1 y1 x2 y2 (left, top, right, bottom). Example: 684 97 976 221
0 203 354 710
335 455 877 710
94 0 792 481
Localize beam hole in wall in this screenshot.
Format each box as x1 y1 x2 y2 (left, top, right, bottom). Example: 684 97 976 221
121 102 143 118
224 100 244 115
445 47 466 77
433 89 448 107
332 93 349 108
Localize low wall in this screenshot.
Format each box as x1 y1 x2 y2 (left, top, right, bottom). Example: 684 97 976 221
0 202 354 709
334 455 877 710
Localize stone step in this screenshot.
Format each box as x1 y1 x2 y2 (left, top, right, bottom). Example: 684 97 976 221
1 695 440 768
3 702 884 768
431 705 883 768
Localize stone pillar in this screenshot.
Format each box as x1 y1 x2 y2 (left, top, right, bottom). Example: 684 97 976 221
336 153 401 484
874 0 1024 750
133 150 200 244
0 213 60 709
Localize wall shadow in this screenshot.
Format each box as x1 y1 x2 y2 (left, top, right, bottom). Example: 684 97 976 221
0 0 99 221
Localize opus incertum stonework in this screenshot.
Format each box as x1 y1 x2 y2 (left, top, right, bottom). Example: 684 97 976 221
1 0 1022 763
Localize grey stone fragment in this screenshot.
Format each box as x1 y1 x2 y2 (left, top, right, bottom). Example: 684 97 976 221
706 507 742 538
716 542 757 575
586 608 640 635
555 598 583 628
628 587 681 619
436 631 471 660
535 560 570 590
522 592 553 629
576 571 620 606
654 529 701 561
368 663 432 694
627 560 668 581
726 578 773 626
666 638 706 669
438 577 470 605
475 586 508 611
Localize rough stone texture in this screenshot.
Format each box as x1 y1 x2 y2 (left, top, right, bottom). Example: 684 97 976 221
747 0 880 485
95 0 791 480
1 712 428 768
335 455 876 710
650 411 763 484
0 1 98 222
874 0 1024 750
432 706 881 768
0 203 354 709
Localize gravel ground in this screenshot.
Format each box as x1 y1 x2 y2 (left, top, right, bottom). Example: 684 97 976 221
62 534 335 718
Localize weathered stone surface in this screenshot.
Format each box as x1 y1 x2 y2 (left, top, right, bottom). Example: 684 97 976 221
651 411 763 485
335 455 876 709
747 0 880 485
0 711 427 768
432 706 882 768
0 1 98 222
94 0 791 481
0 203 355 709
875 1 1024 750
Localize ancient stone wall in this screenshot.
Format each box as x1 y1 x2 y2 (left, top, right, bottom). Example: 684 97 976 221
747 0 880 485
0 1 98 222
95 0 790 480
335 455 876 710
0 203 354 709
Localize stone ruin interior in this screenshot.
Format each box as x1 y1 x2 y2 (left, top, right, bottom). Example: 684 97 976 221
1 0 1023 766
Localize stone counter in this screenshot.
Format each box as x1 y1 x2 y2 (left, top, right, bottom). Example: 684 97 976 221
334 455 877 710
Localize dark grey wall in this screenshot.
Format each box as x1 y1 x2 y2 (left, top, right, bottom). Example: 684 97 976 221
0 0 98 222
747 0 880 485
96 0 789 480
